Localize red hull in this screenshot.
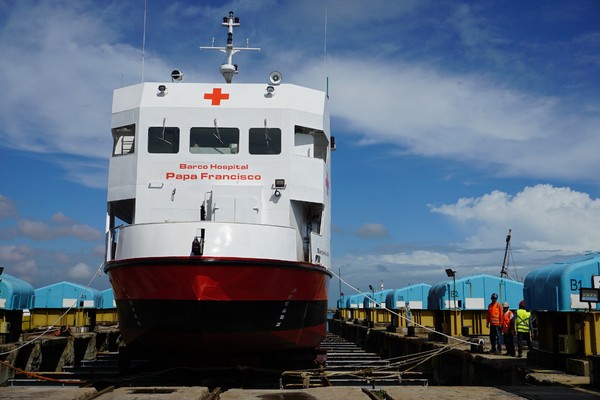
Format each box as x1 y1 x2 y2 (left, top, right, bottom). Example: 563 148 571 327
105 257 331 354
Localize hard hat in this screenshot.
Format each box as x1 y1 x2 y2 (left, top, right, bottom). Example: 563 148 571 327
503 302 509 308
491 293 498 300
519 300 525 308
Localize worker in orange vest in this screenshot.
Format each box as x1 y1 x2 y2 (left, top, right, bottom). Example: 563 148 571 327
502 302 516 356
486 293 503 354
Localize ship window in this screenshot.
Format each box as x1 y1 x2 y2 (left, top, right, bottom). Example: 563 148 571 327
249 128 281 154
148 127 180 153
112 124 135 156
190 127 239 154
295 125 328 162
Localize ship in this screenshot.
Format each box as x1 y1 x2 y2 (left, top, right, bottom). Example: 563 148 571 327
103 12 333 361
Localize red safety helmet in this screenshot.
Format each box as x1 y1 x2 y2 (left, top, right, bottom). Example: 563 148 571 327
519 300 525 308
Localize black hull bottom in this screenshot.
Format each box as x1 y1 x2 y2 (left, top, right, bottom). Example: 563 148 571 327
116 299 328 354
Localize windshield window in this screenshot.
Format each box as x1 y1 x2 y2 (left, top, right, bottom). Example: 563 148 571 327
190 127 239 154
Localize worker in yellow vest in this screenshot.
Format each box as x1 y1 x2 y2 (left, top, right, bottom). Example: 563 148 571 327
515 300 531 358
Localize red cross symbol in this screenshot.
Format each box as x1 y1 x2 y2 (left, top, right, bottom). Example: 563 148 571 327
204 88 230 105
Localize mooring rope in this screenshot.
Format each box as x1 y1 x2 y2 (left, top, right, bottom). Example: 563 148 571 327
278 268 492 386
329 268 478 347
0 358 85 384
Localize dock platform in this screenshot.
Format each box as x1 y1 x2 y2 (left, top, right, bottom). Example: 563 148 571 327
1 385 599 399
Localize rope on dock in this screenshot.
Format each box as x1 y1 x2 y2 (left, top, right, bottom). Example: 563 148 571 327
281 340 462 388
0 358 86 384
330 268 477 347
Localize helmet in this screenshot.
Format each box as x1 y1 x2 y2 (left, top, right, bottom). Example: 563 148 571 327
519 300 525 308
502 302 509 308
491 293 498 300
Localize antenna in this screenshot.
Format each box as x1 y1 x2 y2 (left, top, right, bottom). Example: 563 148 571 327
141 0 147 82
200 11 260 83
324 8 329 98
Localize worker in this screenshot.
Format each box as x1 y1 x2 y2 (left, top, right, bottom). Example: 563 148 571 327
515 300 531 358
486 293 503 354
502 302 516 356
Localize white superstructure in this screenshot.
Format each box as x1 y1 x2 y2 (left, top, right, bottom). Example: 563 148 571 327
106 80 331 266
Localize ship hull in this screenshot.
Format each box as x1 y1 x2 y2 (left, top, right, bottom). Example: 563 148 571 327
105 257 331 354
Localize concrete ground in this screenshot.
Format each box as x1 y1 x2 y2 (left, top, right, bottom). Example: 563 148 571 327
1 385 598 399
0 387 97 400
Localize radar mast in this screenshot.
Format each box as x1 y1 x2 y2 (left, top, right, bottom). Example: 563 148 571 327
200 11 260 83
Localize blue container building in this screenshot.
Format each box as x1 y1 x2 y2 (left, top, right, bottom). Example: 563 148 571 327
0 273 34 310
0 272 34 342
385 284 434 329
428 274 524 336
30 281 101 331
523 252 600 356
428 274 523 311
385 284 431 311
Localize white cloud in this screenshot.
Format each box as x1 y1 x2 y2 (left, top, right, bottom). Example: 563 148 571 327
51 212 71 224
16 216 102 241
355 223 389 238
431 184 600 253
51 212 103 241
0 195 17 219
334 250 454 294
375 251 452 266
0 245 38 283
0 244 106 290
0 2 172 185
67 262 93 281
57 224 103 242
333 184 600 295
17 220 53 241
0 245 34 263
297 56 600 183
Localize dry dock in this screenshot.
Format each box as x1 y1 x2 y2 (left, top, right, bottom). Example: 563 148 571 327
0 385 599 399
1 325 600 399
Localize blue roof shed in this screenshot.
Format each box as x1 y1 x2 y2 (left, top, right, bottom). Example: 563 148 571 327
364 289 394 309
348 293 366 309
100 288 116 309
336 295 351 309
428 274 524 311
343 296 351 309
524 252 600 311
0 273 34 310
385 284 432 310
34 282 101 309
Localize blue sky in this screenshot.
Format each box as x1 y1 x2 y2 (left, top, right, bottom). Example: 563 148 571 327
1 1 600 302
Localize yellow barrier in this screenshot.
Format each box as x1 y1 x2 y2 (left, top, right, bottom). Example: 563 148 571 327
23 309 96 331
96 309 119 324
535 311 600 356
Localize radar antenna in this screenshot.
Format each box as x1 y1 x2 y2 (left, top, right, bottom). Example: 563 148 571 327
200 11 260 83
